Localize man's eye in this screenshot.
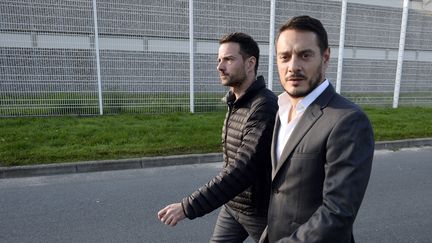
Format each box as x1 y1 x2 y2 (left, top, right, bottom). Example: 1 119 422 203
302 53 312 59
279 56 288 61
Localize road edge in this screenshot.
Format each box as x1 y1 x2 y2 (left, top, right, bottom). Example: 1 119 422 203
1 138 432 179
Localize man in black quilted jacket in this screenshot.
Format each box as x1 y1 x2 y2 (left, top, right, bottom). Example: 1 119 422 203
158 32 278 242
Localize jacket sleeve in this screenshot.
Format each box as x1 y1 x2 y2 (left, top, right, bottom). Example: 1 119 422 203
181 100 277 219
277 109 374 242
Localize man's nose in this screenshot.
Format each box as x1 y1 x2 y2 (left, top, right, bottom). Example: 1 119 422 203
288 56 301 73
217 62 224 71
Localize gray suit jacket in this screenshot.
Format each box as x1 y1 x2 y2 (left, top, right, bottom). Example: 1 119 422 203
260 84 374 243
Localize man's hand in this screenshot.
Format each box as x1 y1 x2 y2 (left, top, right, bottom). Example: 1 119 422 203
157 203 186 226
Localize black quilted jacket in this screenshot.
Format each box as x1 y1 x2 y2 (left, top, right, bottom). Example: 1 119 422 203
181 76 278 219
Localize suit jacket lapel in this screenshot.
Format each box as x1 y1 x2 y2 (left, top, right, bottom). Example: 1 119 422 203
272 84 336 180
272 105 322 179
271 113 281 176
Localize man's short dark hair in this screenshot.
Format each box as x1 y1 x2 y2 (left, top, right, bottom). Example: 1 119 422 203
219 32 260 75
276 15 329 54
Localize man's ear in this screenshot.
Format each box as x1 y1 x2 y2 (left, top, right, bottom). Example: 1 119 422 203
248 56 257 73
323 48 330 64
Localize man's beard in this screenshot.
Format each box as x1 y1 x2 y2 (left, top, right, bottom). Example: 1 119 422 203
287 64 323 98
220 70 247 88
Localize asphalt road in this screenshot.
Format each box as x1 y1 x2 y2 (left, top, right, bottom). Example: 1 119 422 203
0 147 431 243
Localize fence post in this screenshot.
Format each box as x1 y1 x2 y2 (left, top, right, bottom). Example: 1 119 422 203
336 0 347 94
267 0 276 91
393 0 410 108
92 0 103 115
189 0 195 113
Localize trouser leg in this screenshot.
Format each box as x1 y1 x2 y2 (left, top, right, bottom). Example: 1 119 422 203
209 205 249 243
235 209 267 242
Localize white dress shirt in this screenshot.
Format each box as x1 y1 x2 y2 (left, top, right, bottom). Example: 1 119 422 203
276 80 330 162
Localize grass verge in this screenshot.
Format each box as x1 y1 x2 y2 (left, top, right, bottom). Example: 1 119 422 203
0 107 431 166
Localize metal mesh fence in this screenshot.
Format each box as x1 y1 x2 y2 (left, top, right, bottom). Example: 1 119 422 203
1 0 431 117
1 0 98 116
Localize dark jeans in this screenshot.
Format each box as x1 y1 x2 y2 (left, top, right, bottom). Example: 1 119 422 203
210 205 267 243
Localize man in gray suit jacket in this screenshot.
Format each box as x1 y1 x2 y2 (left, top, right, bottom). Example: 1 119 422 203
259 16 374 243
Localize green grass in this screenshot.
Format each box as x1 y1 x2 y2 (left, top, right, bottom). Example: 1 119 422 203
364 106 432 141
0 112 225 166
0 107 431 167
